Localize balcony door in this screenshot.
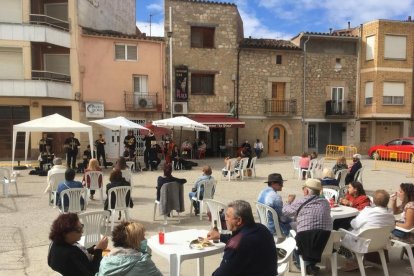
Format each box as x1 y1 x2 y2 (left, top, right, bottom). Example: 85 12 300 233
331 87 344 113
268 125 285 156
271 82 285 112
133 75 150 107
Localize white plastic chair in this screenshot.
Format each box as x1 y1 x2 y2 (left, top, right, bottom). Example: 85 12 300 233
153 182 183 225
235 157 249 180
204 199 227 231
221 158 237 181
297 230 342 276
78 210 110 248
107 186 132 231
190 179 216 220
84 171 104 204
322 188 339 203
0 167 18 197
248 156 257 178
126 161 135 172
292 156 301 179
255 202 285 243
59 188 87 213
391 226 414 275
277 237 296 276
308 159 320 179
354 167 364 183
339 226 394 276
335 169 348 188
48 172 65 206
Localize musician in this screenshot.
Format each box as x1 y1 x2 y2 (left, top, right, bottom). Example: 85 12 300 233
94 134 107 169
123 130 136 159
39 133 52 155
81 145 92 173
143 131 156 171
64 132 80 169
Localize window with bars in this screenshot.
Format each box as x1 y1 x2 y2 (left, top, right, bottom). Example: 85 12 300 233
191 73 214 95
191 27 215 48
115 44 137 61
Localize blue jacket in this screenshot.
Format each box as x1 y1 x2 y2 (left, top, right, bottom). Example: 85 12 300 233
56 180 84 208
213 223 277 276
96 248 162 276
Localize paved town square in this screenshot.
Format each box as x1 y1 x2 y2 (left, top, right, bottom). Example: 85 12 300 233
1 156 414 275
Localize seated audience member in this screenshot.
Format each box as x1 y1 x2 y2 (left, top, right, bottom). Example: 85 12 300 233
283 179 332 275
114 156 131 183
332 156 348 174
299 152 310 180
345 154 362 184
156 163 186 201
104 169 133 220
320 168 338 186
257 173 293 236
335 181 370 230
222 156 241 177
310 151 318 160
207 200 277 276
339 190 395 271
48 213 108 276
148 141 161 171
181 138 192 158
391 183 414 241
82 158 102 200
188 165 214 215
96 221 162 276
56 168 84 211
44 157 66 194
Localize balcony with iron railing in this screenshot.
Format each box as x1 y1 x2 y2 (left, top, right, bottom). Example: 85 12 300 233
32 70 71 83
264 99 297 116
29 14 70 32
325 100 355 118
124 92 161 112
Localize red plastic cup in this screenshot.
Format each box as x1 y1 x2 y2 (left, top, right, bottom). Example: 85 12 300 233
158 231 165 244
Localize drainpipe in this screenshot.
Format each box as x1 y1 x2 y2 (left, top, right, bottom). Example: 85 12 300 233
355 24 362 120
236 47 241 147
302 36 310 153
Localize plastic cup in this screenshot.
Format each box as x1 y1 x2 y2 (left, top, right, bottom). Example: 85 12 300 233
158 230 165 244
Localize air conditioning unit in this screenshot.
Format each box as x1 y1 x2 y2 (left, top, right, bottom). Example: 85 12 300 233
173 102 188 114
135 97 153 108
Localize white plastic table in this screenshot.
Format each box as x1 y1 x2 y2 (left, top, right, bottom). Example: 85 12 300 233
330 205 359 220
147 229 225 276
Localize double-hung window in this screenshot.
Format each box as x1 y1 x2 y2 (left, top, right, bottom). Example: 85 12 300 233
331 87 344 113
365 82 373 105
383 82 404 105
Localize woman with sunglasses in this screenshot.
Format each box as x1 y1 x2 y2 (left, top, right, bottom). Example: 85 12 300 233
48 213 108 276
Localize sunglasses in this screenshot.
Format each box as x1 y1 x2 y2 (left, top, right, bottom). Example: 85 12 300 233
73 223 84 233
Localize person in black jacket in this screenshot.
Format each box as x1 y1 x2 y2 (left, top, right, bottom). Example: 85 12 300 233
345 154 362 184
48 213 108 276
207 200 277 276
156 163 186 201
143 131 156 171
104 169 133 220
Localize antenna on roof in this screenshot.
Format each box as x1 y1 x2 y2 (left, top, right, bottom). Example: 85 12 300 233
149 14 153 37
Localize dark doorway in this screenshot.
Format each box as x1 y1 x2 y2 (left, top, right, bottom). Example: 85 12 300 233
317 123 343 153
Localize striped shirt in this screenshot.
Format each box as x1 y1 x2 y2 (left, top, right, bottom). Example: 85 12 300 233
282 195 332 233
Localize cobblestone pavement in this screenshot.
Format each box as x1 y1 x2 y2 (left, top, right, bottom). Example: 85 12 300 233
1 156 414 275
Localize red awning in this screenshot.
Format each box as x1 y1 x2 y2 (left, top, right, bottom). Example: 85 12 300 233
191 115 245 128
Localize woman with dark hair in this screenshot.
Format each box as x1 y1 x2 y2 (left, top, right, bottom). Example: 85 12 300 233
156 163 186 201
97 222 162 276
104 169 133 220
334 181 370 230
339 181 370 211
391 183 414 240
48 213 108 276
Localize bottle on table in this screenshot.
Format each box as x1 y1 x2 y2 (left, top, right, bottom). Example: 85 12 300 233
213 220 219 243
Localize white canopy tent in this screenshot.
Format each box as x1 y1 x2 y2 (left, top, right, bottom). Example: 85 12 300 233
90 116 149 156
12 113 94 168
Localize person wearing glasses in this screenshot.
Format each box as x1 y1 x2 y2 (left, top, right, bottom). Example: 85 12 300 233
207 200 277 276
48 213 108 276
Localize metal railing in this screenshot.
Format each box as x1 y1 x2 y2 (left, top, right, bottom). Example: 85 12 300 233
29 14 70 32
325 100 354 116
325 145 358 160
124 92 160 111
264 99 297 115
32 70 71 83
373 149 414 177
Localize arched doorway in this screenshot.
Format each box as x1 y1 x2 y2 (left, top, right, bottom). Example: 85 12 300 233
268 125 285 156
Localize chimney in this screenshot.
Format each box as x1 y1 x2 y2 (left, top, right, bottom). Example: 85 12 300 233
348 21 351 29
408 16 412 21
329 28 332 34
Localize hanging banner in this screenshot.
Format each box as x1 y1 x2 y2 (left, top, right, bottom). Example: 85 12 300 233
175 66 188 101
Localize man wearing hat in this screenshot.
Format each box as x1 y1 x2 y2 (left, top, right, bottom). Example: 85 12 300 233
257 173 293 236
282 179 332 275
345 153 362 184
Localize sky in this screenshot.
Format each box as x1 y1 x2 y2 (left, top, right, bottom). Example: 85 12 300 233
136 0 414 40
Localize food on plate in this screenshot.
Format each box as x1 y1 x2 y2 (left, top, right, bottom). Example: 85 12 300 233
189 237 214 249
